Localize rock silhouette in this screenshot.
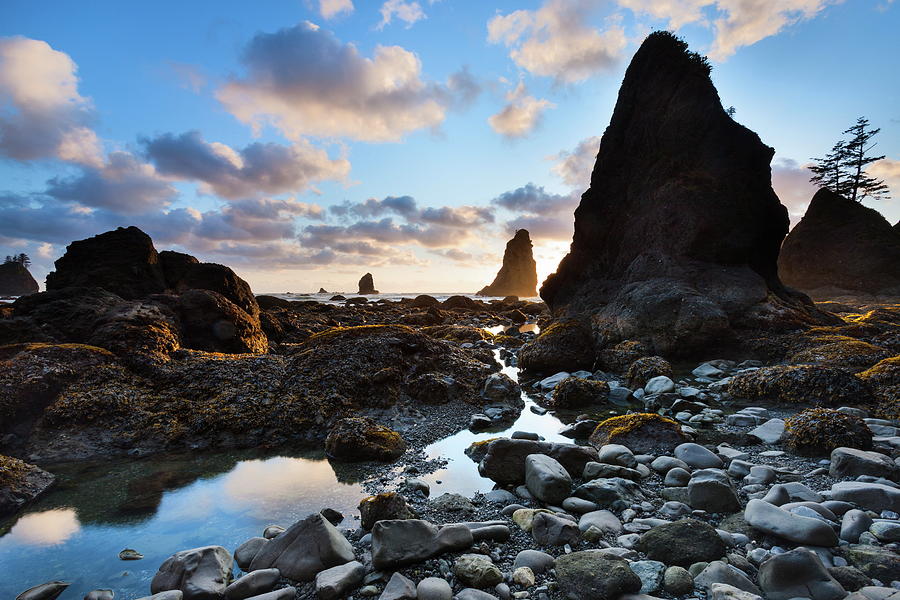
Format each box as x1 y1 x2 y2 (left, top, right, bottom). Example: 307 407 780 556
779 188 900 298
358 273 378 295
478 229 538 298
540 32 828 356
46 226 166 299
0 262 38 296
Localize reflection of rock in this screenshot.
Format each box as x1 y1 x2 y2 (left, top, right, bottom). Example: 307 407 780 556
358 273 378 295
478 230 538 298
779 188 900 298
0 262 38 296
540 32 829 356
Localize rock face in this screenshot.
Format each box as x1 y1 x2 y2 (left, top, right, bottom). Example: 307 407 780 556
779 188 900 298
249 513 355 581
0 262 38 296
46 226 167 299
358 273 378 294
477 229 538 298
539 32 826 356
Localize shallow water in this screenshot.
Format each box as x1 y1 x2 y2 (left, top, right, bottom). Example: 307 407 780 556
0 325 597 600
269 291 541 306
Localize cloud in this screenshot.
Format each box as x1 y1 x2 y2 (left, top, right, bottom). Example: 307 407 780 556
492 183 578 241
319 0 354 19
770 157 817 225
488 82 555 139
168 62 206 93
217 21 476 142
487 0 627 83
505 213 575 241
378 0 426 29
46 151 177 214
550 135 601 187
869 158 900 197
617 0 837 61
0 36 102 166
330 195 419 218
142 130 350 199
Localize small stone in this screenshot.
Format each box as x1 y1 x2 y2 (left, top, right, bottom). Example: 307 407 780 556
663 566 694 595
512 567 535 587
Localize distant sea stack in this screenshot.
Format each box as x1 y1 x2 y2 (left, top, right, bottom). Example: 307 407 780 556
539 31 829 357
478 229 538 297
778 188 900 298
358 273 378 294
0 261 39 296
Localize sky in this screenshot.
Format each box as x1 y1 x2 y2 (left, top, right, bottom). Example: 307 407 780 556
1 0 898 294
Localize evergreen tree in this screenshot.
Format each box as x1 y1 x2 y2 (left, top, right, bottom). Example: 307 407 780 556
842 117 888 202
16 253 31 267
809 141 850 197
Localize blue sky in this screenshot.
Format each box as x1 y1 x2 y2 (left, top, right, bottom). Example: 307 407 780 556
1 0 898 293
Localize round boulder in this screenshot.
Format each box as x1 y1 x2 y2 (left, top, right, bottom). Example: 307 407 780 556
325 417 406 462
636 519 726 567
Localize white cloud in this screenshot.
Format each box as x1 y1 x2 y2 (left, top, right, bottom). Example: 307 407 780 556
487 0 627 83
617 0 837 61
378 0 426 29
217 22 475 142
869 158 900 197
319 0 354 19
0 36 102 166
770 157 817 225
488 82 555 139
550 135 601 187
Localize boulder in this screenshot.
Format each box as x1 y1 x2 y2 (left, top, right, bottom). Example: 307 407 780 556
831 481 900 513
358 273 378 295
518 320 594 372
531 511 580 546
758 548 846 600
551 376 609 408
233 537 268 571
636 518 726 566
674 443 722 468
695 561 761 595
46 226 167 299
778 187 900 298
590 414 687 455
176 289 267 354
830 447 900 481
14 582 70 600
478 438 598 484
223 568 279 600
150 545 233 600
555 551 641 600
358 492 415 530
687 469 741 513
784 408 873 456
744 499 839 546
248 513 355 582
477 229 538 297
315 560 365 600
844 544 900 582
524 454 572 504
453 554 503 588
416 578 452 600
573 477 646 510
380 572 417 600
0 261 38 296
325 417 406 462
371 519 473 569
728 365 873 406
159 250 199 289
538 32 828 357
173 262 259 319
0 455 56 517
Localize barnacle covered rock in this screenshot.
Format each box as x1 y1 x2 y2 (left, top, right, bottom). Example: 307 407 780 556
728 365 873 406
625 356 673 389
325 417 406 462
859 355 900 420
783 408 872 456
589 413 687 454
518 320 594 373
551 377 610 409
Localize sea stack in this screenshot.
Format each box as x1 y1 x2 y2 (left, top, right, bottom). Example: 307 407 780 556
0 261 39 296
778 188 900 298
478 229 538 297
358 273 378 294
539 32 827 356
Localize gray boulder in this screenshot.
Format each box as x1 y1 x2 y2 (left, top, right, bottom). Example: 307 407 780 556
417 577 453 600
513 550 555 574
372 519 473 569
830 448 900 481
478 439 598 484
248 513 355 582
315 560 365 600
695 561 761 595
453 554 503 588
674 443 723 468
15 582 70 600
831 481 900 513
524 454 572 504
574 477 646 511
224 569 279 600
380 572 417 600
636 518 726 566
758 548 846 600
744 499 839 546
578 509 622 535
150 546 233 600
555 550 641 600
749 419 785 444
531 511 580 546
841 510 874 543
688 469 741 513
233 537 268 571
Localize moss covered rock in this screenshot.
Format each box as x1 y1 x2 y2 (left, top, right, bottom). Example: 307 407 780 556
0 454 55 517
783 408 873 456
589 413 687 454
325 417 406 462
518 320 594 373
596 340 649 373
625 356 673 389
789 337 889 372
858 356 900 420
728 365 874 406
551 377 610 409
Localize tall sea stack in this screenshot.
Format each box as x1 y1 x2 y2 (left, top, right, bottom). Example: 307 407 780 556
358 273 378 294
778 188 900 298
539 32 828 356
478 229 538 297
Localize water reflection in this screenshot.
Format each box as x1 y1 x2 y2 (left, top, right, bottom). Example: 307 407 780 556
5 509 80 546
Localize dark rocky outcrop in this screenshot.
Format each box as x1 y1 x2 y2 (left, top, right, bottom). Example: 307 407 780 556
46 226 167 299
158 250 199 289
478 229 538 298
539 32 829 357
174 262 260 318
176 289 268 354
0 262 38 296
778 188 900 298
0 454 55 517
358 273 378 294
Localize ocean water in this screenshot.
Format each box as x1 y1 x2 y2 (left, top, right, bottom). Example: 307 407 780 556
266 291 541 305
